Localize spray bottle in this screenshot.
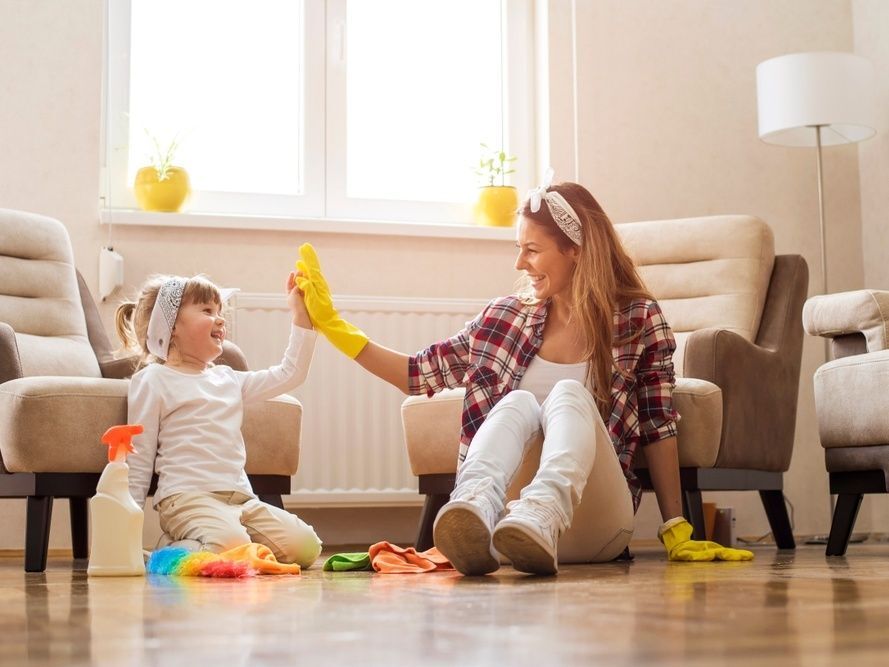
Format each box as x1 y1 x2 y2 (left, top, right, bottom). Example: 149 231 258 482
88 424 145 577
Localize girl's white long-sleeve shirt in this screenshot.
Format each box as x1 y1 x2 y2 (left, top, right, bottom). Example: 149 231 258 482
127 325 316 509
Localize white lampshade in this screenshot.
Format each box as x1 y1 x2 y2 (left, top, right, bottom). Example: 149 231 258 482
756 51 876 147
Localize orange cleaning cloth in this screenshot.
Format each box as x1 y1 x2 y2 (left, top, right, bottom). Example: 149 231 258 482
218 543 302 575
368 541 454 573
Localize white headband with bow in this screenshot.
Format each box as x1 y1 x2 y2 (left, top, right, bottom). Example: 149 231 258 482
526 167 582 245
146 277 238 360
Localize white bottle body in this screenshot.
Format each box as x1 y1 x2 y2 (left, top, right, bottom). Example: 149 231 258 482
87 461 145 577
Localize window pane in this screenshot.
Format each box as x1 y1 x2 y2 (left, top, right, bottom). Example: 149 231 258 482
127 0 303 196
346 0 504 203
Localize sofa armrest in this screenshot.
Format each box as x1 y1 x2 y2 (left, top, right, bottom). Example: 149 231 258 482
243 394 302 476
100 353 140 379
218 340 249 371
401 389 464 476
683 328 797 471
95 339 248 379
802 290 889 353
0 322 23 385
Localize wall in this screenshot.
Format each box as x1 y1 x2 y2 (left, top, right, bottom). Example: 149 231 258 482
853 0 889 534
0 0 876 550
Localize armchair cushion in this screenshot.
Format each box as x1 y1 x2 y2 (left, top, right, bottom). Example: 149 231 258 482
0 376 301 475
803 289 889 353
0 209 100 378
618 215 775 375
813 349 889 449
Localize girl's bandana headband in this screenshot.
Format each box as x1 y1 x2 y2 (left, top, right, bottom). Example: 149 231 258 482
146 277 237 360
526 167 582 245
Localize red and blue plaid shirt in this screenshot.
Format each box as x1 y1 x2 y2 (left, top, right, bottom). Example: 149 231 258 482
408 295 679 512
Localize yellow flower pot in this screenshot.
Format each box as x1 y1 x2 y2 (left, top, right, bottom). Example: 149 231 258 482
134 166 190 213
474 186 518 227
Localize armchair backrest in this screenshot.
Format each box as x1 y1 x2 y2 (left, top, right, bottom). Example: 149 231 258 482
0 209 101 378
615 215 775 375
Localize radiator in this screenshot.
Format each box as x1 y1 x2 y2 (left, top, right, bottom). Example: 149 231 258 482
230 294 487 507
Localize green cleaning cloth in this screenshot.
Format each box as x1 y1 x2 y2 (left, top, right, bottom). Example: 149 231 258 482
322 551 372 572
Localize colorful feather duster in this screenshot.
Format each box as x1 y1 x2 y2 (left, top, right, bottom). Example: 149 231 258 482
147 543 302 578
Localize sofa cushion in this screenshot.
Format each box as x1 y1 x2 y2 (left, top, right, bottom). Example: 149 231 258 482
0 377 302 474
0 209 101 378
814 349 889 449
402 378 722 476
616 215 774 376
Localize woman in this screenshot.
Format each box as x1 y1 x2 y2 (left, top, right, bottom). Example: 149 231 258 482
295 171 752 575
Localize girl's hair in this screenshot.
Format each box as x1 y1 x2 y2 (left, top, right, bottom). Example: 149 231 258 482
115 274 222 365
516 182 651 413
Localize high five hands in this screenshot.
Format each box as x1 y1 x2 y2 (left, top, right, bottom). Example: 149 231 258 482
295 243 369 359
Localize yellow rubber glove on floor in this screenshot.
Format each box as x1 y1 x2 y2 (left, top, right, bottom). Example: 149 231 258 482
295 243 369 359
658 517 754 562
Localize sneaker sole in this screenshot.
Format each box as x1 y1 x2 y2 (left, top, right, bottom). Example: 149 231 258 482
492 522 558 576
433 504 499 576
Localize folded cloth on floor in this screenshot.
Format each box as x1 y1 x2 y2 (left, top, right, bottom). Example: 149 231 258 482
323 552 372 571
369 542 454 573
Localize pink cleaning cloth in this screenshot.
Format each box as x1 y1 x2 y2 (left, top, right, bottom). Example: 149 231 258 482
369 541 455 573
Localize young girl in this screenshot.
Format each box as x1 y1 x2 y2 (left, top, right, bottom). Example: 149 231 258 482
116 271 322 568
295 171 753 576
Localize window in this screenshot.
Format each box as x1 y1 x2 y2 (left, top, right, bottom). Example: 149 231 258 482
103 0 534 224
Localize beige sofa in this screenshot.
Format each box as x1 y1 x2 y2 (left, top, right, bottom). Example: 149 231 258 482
402 215 808 550
803 289 889 555
0 209 303 572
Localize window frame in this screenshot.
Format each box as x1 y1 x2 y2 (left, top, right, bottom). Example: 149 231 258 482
101 0 536 226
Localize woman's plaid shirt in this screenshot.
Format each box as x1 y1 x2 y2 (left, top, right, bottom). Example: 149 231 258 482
408 295 679 512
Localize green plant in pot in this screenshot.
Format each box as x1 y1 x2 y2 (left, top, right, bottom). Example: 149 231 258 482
473 144 518 227
133 131 190 213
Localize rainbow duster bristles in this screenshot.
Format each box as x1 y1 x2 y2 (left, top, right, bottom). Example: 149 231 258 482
147 546 253 578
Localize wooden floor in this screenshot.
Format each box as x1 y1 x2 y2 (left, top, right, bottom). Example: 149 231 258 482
2 543 889 666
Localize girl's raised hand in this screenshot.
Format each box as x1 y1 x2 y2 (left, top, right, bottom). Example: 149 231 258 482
288 269 312 329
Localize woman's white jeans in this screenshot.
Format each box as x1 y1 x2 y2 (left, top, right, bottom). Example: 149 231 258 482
455 379 634 563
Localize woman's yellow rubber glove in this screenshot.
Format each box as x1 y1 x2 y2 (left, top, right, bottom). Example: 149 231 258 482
295 243 369 359
658 517 754 562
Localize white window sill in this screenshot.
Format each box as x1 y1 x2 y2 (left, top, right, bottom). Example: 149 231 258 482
99 209 517 241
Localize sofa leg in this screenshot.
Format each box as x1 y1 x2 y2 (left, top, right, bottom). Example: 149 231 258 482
826 493 862 557
415 493 449 552
682 490 706 540
759 490 796 549
70 497 89 560
26 496 54 573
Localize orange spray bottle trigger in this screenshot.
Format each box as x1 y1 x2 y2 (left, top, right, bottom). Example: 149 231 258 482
101 424 144 463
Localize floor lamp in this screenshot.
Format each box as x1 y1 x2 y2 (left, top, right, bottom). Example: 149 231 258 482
756 52 876 299
756 51 877 544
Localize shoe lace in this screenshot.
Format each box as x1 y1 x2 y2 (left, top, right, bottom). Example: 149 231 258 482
505 498 567 538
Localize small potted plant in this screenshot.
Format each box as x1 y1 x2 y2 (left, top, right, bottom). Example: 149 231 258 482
473 144 518 227
133 131 190 213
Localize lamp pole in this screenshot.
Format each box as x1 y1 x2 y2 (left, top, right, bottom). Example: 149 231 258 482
814 124 827 296
812 124 831 363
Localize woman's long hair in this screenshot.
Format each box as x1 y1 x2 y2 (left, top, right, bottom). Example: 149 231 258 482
115 274 222 366
516 182 651 413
